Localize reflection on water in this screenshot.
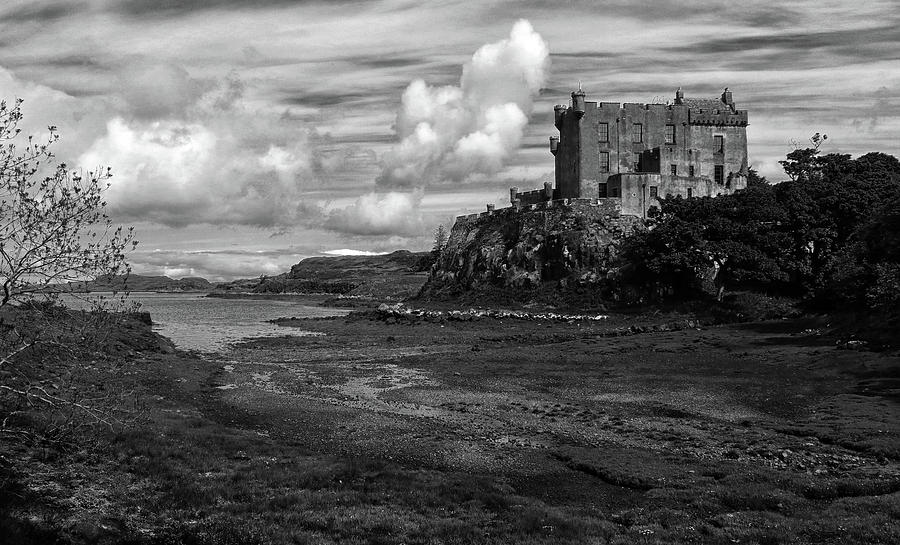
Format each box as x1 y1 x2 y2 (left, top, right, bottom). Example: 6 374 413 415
60 293 349 352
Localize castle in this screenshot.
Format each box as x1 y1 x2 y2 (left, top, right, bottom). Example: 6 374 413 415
510 88 749 218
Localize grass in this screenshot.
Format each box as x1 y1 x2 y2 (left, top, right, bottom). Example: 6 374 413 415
2 309 898 544
107 422 602 544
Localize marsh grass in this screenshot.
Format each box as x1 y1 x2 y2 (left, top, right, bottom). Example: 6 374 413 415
3 313 898 544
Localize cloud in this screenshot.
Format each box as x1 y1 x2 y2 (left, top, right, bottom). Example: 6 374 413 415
0 65 111 165
78 72 326 227
377 19 549 187
130 248 307 282
118 59 204 119
324 190 425 236
322 249 390 256
0 1 87 24
671 24 900 57
112 0 317 19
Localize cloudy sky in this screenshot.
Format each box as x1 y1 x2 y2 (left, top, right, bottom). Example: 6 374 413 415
2 0 898 280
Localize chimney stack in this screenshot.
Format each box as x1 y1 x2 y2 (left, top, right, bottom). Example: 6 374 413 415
721 87 733 106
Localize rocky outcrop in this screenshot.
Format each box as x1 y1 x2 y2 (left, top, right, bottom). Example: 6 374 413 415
424 199 643 296
245 250 431 299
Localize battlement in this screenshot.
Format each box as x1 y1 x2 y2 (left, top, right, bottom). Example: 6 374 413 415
455 198 622 225
689 109 748 127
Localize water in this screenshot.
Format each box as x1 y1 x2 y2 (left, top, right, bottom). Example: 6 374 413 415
59 292 349 352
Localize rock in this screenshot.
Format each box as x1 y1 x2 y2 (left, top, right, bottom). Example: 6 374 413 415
423 200 643 296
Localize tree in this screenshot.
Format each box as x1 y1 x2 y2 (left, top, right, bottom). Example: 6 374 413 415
624 144 900 309
776 149 900 295
622 182 790 301
0 98 136 306
432 224 449 258
0 98 138 444
779 132 828 182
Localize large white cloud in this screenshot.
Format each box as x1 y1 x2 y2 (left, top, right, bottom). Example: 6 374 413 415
377 19 549 187
324 190 425 236
78 73 325 227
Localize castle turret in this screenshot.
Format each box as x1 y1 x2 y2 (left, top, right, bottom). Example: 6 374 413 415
549 136 559 155
572 87 586 118
554 105 567 129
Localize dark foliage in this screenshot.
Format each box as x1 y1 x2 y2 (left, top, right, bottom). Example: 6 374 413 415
623 146 900 313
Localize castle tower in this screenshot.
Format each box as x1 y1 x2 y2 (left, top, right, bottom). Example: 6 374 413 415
515 88 749 217
572 85 586 118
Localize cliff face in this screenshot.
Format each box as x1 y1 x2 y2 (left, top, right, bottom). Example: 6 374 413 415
425 199 643 296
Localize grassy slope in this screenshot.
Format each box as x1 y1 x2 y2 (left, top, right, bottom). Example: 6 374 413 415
245 250 431 301
4 311 898 544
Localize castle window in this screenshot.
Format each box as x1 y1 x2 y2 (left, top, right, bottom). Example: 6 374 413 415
598 182 608 198
714 135 724 153
665 124 675 144
599 151 609 173
632 123 642 143
599 122 609 142
670 164 677 176
687 188 693 198
689 165 695 177
715 165 724 185
649 186 658 198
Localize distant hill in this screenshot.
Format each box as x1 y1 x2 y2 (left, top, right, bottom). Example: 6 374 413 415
53 274 213 293
222 250 432 301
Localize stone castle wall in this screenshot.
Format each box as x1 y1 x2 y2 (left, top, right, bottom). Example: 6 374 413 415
551 89 749 217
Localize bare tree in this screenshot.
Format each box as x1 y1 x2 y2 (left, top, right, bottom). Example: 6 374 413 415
0 98 139 445
0 98 135 305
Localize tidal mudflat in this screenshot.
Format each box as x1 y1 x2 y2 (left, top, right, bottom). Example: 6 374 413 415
10 311 896 544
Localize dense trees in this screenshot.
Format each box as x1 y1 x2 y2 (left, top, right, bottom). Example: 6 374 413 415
623 143 900 313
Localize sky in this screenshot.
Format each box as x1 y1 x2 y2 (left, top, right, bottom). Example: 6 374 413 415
1 0 898 280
